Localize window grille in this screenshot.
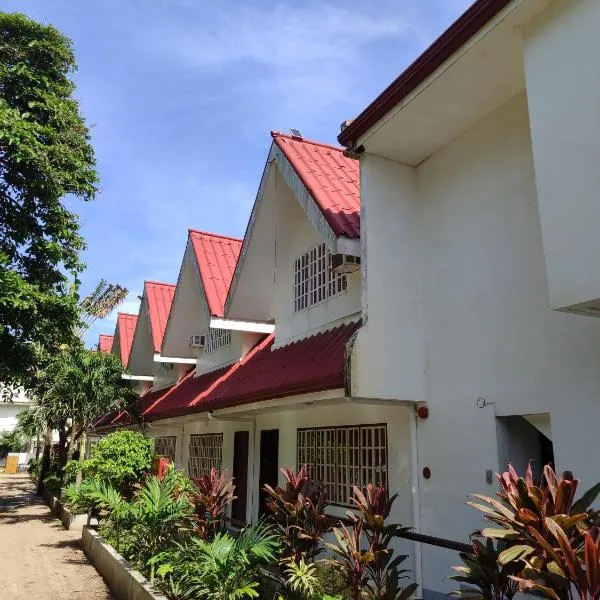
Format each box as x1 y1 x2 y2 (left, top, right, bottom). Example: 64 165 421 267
294 243 346 312
297 424 387 506
188 433 223 478
205 328 231 353
85 440 98 459
154 436 177 462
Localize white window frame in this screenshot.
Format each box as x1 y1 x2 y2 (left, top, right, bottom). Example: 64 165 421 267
293 242 347 312
188 433 223 478
297 424 388 507
154 435 177 462
205 328 231 354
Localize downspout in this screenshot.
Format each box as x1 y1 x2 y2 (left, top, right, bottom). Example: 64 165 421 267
410 410 424 596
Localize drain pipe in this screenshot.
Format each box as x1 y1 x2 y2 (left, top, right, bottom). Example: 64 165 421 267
410 409 424 596
208 412 257 521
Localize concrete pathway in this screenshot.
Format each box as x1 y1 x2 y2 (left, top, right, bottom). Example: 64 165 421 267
0 473 115 600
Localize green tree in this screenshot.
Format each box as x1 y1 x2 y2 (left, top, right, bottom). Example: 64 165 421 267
0 12 98 385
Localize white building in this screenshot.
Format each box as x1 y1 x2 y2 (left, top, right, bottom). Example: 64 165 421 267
338 0 600 596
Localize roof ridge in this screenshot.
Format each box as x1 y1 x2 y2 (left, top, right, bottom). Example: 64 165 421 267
188 229 243 243
145 280 176 288
118 312 138 318
271 130 348 154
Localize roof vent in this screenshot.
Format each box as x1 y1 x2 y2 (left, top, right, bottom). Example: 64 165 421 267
290 128 303 140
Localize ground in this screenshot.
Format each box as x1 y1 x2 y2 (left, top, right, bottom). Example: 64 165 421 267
0 473 115 600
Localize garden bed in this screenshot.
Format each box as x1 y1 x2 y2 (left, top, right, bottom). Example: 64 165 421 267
81 526 168 600
41 486 91 531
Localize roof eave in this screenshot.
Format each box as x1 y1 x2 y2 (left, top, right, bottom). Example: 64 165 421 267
338 0 513 148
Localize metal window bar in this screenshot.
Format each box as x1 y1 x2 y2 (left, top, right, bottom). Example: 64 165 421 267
154 436 177 462
188 433 223 478
297 424 387 506
293 243 347 313
205 329 231 354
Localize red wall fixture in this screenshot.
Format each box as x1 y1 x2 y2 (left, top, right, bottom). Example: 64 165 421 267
152 456 171 480
417 403 429 419
422 466 431 479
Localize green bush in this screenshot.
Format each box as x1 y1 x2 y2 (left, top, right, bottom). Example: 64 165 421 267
77 430 153 495
28 457 41 479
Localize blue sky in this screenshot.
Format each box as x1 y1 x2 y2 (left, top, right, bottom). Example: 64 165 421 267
4 0 472 347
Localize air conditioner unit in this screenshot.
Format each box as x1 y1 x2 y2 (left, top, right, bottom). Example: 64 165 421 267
189 334 206 349
331 253 361 274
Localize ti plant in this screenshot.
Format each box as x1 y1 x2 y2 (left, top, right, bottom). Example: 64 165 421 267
455 463 600 600
191 467 236 540
449 538 520 600
264 465 333 563
328 484 417 600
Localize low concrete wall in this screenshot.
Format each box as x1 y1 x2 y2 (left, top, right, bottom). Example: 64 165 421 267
82 527 168 600
41 487 89 531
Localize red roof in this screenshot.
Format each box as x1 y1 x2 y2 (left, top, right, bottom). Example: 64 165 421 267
144 366 230 420
189 231 242 317
272 132 360 238
144 321 359 421
338 0 510 147
98 334 114 354
145 281 176 353
116 313 138 367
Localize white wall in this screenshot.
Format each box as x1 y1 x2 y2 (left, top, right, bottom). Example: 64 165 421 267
523 0 600 311
358 92 600 595
0 403 27 433
274 171 361 345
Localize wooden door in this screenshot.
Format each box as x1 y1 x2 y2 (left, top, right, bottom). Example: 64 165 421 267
231 431 249 524
258 429 279 517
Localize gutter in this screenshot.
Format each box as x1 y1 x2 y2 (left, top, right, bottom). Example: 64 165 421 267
338 0 512 147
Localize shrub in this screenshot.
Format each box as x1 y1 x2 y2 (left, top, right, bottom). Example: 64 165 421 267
190 467 236 539
77 430 153 495
327 485 416 600
264 465 332 563
451 463 600 600
28 457 41 479
153 521 280 600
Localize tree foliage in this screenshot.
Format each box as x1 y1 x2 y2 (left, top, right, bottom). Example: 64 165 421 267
0 12 98 383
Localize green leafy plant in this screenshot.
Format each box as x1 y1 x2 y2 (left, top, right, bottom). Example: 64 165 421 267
265 465 332 564
449 538 520 600
154 521 280 600
453 463 600 600
191 467 236 539
328 485 416 600
78 429 153 496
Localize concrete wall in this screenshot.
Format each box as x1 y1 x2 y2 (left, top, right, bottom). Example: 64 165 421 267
523 0 600 310
357 92 600 594
274 170 361 346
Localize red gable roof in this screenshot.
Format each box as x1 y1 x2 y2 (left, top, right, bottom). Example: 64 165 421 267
144 321 359 421
145 281 176 353
98 334 114 354
116 313 138 367
189 230 242 317
338 0 510 147
272 132 360 239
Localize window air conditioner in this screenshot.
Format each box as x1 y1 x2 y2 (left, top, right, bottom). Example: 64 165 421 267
189 334 206 349
331 253 361 274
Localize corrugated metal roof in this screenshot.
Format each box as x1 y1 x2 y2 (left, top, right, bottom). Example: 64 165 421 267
98 334 114 354
189 231 242 317
144 321 359 420
116 313 138 367
272 132 360 239
145 281 176 353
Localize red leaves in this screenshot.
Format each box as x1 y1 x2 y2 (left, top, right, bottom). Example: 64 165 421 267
190 467 235 539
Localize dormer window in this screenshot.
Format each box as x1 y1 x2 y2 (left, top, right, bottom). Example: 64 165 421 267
205 328 231 353
294 243 347 312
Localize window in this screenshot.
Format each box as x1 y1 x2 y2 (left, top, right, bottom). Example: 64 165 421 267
297 424 388 506
294 243 347 312
205 328 231 353
188 433 223 478
155 436 177 462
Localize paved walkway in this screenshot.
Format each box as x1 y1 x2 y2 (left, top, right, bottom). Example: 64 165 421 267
0 473 115 600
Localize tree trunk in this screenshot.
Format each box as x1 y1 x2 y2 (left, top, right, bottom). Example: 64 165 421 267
36 425 52 495
35 434 40 460
63 422 79 486
75 431 87 487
